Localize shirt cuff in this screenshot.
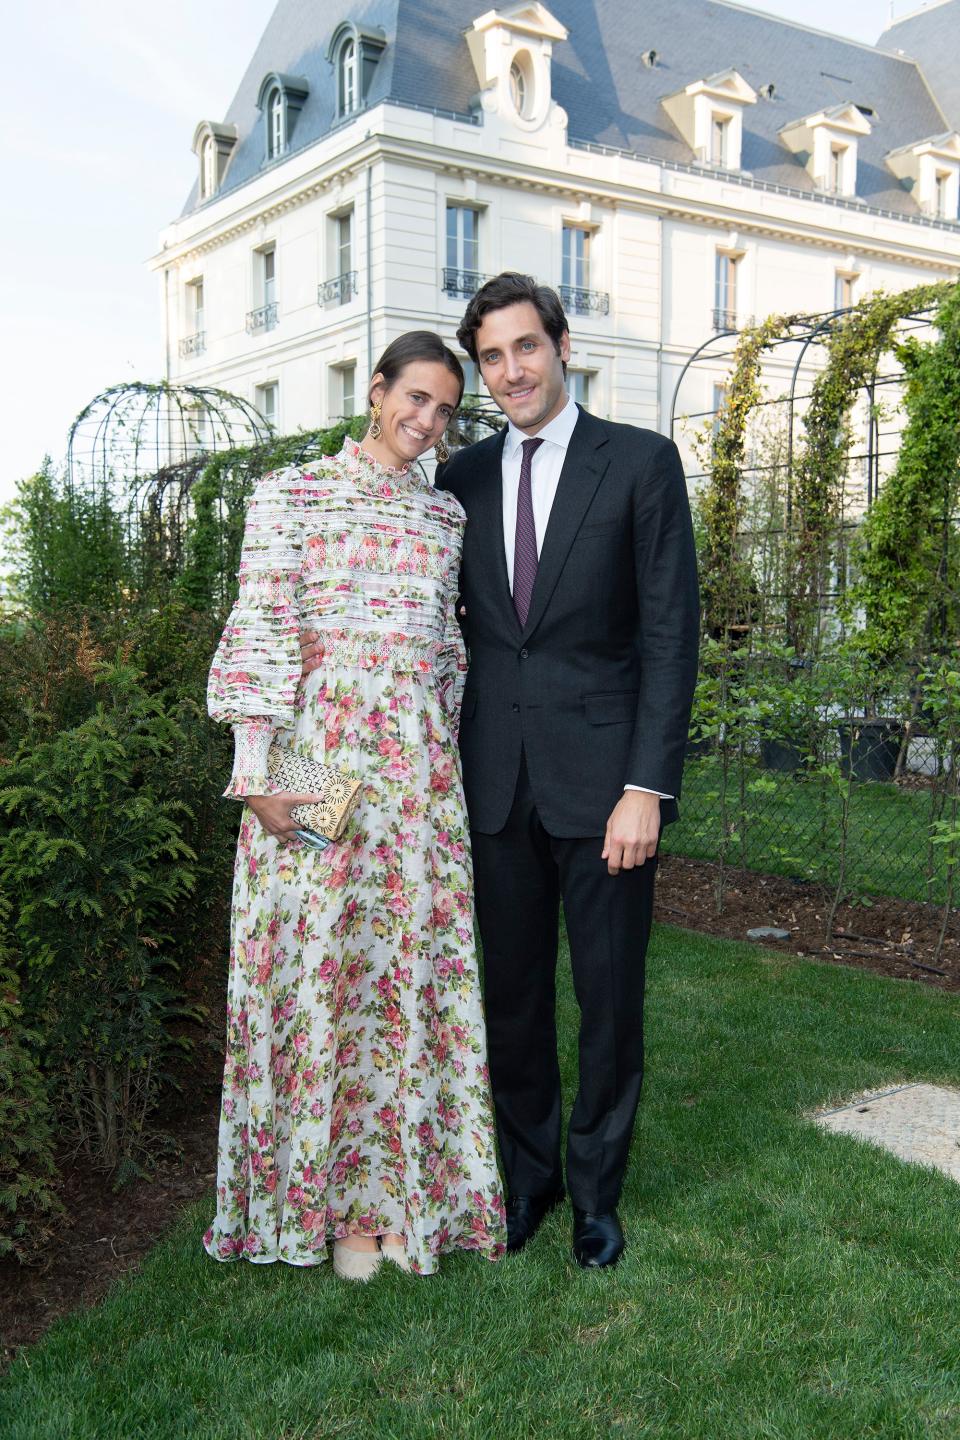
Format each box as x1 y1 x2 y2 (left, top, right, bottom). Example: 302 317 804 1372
624 785 673 800
224 719 275 798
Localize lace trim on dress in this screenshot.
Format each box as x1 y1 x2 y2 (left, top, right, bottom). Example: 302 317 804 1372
339 436 428 497
224 719 276 797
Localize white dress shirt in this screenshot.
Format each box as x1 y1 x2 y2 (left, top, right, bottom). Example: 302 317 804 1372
500 396 671 801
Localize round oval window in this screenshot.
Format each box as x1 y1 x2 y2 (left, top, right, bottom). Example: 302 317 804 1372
509 58 528 115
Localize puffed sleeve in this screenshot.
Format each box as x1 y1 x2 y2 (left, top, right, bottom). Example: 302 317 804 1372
207 465 305 796
435 507 468 737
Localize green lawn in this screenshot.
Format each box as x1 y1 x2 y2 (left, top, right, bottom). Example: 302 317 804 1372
3 927 959 1440
667 756 949 905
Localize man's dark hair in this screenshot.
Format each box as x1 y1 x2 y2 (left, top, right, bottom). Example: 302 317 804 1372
369 331 465 406
456 272 569 366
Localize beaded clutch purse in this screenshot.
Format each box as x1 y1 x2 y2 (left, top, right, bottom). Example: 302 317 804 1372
267 744 362 846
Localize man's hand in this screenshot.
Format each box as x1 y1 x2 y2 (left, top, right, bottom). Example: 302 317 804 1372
245 791 326 843
300 628 323 674
602 791 661 875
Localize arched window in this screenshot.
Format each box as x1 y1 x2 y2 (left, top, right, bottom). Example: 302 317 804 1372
328 24 386 120
268 88 284 158
339 38 358 116
509 60 527 116
201 137 217 199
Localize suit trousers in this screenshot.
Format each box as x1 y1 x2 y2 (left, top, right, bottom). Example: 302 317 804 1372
470 751 657 1213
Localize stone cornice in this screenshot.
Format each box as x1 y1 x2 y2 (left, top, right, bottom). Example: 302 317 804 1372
150 124 960 276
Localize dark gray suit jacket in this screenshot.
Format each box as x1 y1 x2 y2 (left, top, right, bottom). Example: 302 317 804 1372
438 406 700 837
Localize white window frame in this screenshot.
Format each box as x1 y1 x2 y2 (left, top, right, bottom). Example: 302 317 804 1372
256 381 278 428
829 144 847 195
339 38 358 116
566 370 592 407
268 89 284 159
714 251 738 327
446 205 479 275
711 114 731 168
562 225 591 291
834 272 855 311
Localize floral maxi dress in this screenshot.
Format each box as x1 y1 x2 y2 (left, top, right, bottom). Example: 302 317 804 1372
204 438 505 1273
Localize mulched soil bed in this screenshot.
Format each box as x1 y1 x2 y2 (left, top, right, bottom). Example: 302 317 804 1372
2 855 956 1370
657 854 960 994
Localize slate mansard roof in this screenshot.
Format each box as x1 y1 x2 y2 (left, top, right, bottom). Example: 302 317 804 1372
878 0 960 134
182 0 958 220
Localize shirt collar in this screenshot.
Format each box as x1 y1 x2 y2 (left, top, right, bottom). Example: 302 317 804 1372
504 394 579 459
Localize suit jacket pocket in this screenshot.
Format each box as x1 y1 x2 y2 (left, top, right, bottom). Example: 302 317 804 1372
584 690 638 725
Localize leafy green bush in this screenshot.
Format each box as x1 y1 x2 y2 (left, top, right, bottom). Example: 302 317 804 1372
0 900 64 1264
0 664 199 1176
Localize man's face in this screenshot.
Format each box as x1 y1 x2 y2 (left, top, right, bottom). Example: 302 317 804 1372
474 301 571 434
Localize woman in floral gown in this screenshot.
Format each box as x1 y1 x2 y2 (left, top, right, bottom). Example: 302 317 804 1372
204 333 505 1279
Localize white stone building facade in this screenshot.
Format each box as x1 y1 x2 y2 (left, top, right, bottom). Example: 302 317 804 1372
151 0 960 466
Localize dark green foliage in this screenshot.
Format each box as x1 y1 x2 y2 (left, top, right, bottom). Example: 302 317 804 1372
0 899 64 1265
10 463 131 617
855 283 960 665
0 664 199 1173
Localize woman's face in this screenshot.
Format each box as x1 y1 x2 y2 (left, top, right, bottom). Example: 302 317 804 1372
370 361 461 465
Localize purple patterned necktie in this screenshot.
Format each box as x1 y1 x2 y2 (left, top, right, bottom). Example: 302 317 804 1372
512 437 544 626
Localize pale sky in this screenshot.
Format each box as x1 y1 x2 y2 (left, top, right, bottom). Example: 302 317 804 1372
0 0 927 502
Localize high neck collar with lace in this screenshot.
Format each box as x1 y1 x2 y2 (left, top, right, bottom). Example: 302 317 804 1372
338 436 427 496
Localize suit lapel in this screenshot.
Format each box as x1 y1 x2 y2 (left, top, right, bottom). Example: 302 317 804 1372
520 409 610 642
468 429 520 636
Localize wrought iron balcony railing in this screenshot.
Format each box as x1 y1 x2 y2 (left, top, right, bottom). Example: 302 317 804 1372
318 271 359 307
558 285 610 317
246 302 278 335
179 331 206 358
442 267 489 299
712 307 738 332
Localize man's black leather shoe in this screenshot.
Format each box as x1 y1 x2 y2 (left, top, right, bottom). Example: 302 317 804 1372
505 1189 565 1252
572 1208 625 1268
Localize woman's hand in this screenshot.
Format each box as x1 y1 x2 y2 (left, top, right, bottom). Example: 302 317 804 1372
245 791 326 843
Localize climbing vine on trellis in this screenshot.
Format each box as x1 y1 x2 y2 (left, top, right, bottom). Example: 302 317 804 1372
785 279 951 653
853 280 960 666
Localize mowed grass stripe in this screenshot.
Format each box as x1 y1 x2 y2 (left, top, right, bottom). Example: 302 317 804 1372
2 926 958 1440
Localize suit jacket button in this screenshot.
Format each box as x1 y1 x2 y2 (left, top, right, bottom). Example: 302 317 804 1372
512 703 520 712
519 648 529 659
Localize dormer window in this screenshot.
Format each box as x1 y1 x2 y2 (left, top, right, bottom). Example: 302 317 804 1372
191 121 238 202
255 73 310 164
779 103 871 198
268 88 284 158
711 115 731 168
339 38 358 115
328 23 386 120
829 144 847 195
661 70 757 172
465 4 569 132
885 132 960 219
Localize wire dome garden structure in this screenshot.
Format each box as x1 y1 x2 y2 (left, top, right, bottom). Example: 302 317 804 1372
65 382 274 587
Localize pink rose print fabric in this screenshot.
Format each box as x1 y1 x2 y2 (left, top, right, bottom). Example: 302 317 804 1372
204 439 505 1273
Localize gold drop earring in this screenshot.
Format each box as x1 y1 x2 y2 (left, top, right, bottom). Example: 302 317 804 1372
435 433 450 464
369 401 382 439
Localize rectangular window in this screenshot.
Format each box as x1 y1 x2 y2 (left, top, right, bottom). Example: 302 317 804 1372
337 214 352 278
566 371 591 407
829 145 846 194
710 116 730 167
834 272 854 311
341 365 355 418
935 171 950 219
261 247 276 307
256 382 278 427
192 278 205 332
714 252 737 329
562 226 591 290
460 359 480 396
446 205 479 275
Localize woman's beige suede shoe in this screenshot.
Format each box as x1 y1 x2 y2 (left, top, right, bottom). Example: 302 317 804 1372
332 1241 382 1282
380 1240 411 1272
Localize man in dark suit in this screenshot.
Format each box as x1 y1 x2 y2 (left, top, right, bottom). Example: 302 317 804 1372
437 273 699 1268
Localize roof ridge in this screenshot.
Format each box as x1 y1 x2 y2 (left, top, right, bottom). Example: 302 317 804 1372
708 0 920 58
